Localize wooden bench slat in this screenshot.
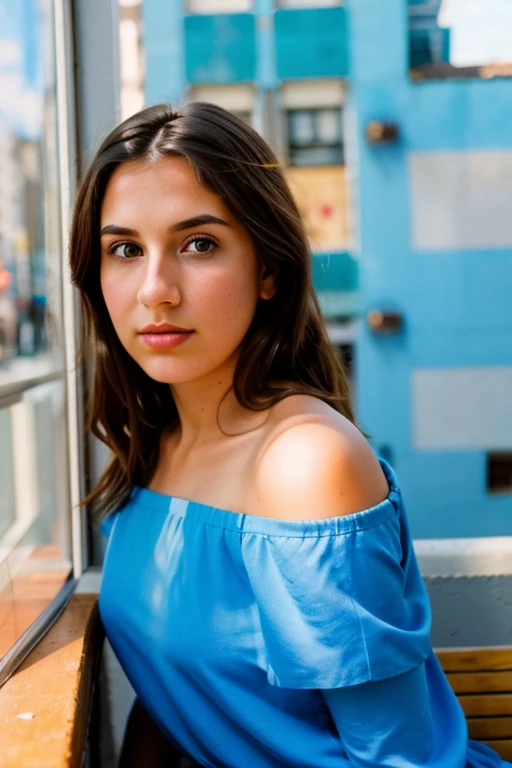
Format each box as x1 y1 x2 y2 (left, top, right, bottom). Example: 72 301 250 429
459 693 512 717
483 740 512 761
446 671 512 694
468 717 512 739
437 647 512 672
435 647 512 759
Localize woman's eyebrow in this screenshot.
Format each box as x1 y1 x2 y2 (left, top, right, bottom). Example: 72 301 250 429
100 215 231 239
100 224 138 237
170 214 231 232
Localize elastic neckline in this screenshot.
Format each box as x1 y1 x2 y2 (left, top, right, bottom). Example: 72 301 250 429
127 457 401 538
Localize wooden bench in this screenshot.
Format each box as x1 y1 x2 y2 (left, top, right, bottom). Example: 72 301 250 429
436 646 512 761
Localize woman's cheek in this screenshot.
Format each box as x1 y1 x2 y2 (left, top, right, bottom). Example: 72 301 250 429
209 287 255 336
101 268 134 321
100 266 119 313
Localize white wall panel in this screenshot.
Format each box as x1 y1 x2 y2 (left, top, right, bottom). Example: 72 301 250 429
412 366 512 449
187 0 252 12
189 84 255 113
409 151 512 250
281 79 345 109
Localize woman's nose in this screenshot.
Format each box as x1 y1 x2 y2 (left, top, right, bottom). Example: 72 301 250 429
137 255 182 308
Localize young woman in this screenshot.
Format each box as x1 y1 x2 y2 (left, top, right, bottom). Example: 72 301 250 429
70 102 508 768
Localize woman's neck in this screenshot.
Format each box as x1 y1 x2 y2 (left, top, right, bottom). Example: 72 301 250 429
168 358 268 447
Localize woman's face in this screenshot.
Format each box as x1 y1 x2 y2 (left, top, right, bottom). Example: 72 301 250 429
100 155 275 385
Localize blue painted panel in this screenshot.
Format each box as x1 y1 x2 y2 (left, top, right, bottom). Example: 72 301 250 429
184 14 256 84
275 8 348 79
312 251 359 292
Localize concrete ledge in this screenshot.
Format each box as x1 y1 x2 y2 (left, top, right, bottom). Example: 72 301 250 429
415 537 512 577
0 593 104 768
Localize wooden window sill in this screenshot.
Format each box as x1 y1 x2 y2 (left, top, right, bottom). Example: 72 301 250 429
0 593 104 767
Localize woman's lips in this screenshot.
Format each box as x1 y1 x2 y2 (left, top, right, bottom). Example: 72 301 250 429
139 330 194 349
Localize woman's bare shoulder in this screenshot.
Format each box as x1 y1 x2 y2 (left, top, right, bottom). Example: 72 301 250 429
248 394 390 521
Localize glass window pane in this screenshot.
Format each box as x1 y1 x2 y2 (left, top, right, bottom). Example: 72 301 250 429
409 0 512 79
0 0 72 659
315 108 341 144
288 110 315 145
0 380 72 657
0 409 15 540
0 1 63 371
287 109 343 165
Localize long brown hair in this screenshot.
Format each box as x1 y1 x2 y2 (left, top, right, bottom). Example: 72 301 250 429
69 102 356 520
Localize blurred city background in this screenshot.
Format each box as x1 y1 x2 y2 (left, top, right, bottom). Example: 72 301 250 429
1 0 512 689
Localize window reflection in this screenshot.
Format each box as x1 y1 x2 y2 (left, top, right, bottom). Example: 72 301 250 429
0 0 62 371
409 0 512 79
0 379 71 658
0 0 71 662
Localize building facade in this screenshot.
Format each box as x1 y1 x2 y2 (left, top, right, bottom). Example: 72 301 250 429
140 0 512 549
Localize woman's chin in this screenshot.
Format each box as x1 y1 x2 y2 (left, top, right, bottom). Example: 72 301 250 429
136 359 213 386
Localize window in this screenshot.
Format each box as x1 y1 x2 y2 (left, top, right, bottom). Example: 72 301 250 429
409 0 512 80
287 108 343 166
186 0 252 13
487 454 512 495
0 0 74 680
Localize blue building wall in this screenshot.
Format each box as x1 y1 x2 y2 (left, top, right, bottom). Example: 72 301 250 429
349 0 512 538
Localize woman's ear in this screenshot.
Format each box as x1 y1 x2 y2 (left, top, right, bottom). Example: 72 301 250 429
259 265 277 300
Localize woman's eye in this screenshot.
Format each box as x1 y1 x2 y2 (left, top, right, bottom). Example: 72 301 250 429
185 237 216 254
110 242 142 259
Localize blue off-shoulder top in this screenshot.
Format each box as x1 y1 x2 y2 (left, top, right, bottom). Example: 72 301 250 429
99 459 509 767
